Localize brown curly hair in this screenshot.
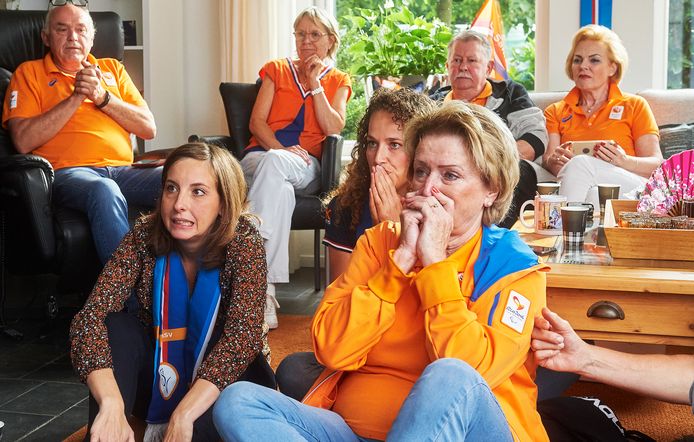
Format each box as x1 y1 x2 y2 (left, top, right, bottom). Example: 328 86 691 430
326 88 437 231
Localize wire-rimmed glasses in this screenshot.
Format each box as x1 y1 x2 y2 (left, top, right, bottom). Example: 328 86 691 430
293 31 328 42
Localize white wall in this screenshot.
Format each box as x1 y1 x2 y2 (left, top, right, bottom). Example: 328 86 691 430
535 0 668 92
144 0 225 151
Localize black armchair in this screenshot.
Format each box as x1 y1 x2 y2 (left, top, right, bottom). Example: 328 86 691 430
189 82 343 290
0 10 125 336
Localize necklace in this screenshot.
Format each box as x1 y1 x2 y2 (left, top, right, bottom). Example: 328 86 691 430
581 96 606 115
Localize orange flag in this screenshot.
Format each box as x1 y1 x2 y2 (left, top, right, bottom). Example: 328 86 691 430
470 0 509 80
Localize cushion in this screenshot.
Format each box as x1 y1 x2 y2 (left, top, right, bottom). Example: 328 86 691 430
528 91 566 111
638 89 694 126
658 123 694 159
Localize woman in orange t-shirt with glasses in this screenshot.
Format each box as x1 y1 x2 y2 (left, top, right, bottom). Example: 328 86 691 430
241 6 351 330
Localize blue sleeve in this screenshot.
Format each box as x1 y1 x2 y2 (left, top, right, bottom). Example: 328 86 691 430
323 198 358 253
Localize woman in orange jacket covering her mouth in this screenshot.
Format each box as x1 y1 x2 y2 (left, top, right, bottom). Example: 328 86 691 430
213 102 550 442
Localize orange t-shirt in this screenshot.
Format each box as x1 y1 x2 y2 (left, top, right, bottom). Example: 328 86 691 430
2 53 146 170
443 79 493 105
544 82 659 156
246 58 352 159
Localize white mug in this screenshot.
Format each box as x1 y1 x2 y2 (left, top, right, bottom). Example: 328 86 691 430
519 194 568 235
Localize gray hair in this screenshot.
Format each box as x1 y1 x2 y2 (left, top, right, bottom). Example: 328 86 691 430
448 30 492 62
43 5 95 39
293 6 340 60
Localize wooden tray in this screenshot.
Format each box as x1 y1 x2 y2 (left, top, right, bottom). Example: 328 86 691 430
603 200 694 261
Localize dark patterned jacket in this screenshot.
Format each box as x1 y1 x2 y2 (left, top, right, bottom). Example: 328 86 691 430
69 215 267 391
430 79 548 160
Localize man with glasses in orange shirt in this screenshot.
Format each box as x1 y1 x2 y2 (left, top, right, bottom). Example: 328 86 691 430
2 0 159 264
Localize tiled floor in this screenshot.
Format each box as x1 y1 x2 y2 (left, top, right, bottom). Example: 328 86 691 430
0 267 323 440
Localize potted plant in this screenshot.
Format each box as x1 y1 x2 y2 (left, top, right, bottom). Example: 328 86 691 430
340 0 452 98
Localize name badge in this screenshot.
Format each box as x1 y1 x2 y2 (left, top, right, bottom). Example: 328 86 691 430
501 290 530 333
609 105 624 120
102 72 117 87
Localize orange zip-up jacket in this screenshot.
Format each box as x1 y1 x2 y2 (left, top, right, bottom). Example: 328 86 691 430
305 222 550 441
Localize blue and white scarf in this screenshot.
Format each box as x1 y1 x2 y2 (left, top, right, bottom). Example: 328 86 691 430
146 253 221 424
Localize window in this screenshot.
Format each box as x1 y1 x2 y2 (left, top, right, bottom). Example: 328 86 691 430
668 0 694 89
336 0 536 139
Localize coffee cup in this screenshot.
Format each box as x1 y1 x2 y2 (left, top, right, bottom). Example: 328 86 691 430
682 199 694 217
519 194 567 235
537 181 561 195
597 184 620 217
566 202 595 228
561 205 592 246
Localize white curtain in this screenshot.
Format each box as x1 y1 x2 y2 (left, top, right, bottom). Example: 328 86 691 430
220 0 336 83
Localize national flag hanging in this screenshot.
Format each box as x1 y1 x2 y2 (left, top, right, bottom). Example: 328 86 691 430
470 0 509 81
580 0 613 28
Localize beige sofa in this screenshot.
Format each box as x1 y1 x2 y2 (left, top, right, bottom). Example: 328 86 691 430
529 88 694 160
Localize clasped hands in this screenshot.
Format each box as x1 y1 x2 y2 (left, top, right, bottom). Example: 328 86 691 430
393 186 453 274
73 59 107 106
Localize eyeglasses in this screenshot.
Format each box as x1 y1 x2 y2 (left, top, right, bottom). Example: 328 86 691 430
293 31 328 42
48 0 88 8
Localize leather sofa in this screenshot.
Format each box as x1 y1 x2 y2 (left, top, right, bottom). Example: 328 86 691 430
530 89 694 158
0 10 125 332
527 88 694 181
189 82 343 291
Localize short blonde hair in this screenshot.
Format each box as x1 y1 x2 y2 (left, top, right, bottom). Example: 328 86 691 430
564 24 628 83
404 101 519 226
293 6 340 60
148 143 249 268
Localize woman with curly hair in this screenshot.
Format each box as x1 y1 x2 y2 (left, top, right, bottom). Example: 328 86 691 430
322 88 437 282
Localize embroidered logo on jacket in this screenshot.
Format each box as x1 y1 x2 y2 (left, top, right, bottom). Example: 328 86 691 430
501 290 530 333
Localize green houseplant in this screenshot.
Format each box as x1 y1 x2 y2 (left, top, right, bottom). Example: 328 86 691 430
340 1 452 79
338 1 452 139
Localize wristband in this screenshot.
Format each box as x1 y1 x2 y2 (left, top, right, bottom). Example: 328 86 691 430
96 90 110 109
310 86 324 96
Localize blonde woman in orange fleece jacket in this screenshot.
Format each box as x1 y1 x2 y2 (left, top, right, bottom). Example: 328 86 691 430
213 102 549 442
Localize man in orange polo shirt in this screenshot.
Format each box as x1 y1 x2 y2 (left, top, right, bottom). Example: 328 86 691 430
2 1 158 264
431 30 547 228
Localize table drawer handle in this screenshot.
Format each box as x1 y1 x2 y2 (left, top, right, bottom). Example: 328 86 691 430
587 301 625 320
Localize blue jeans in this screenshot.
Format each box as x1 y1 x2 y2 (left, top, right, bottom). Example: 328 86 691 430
213 358 512 442
53 165 162 263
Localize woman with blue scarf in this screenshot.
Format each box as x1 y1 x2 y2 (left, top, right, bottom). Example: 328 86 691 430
70 143 273 441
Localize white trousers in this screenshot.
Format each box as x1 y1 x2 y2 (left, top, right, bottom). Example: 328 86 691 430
241 150 321 284
558 155 647 207
526 159 558 183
